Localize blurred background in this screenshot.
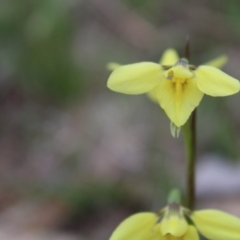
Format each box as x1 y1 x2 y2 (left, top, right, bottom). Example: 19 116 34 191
1 0 240 239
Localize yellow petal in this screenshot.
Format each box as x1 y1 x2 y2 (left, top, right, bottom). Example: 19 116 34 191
107 62 121 71
204 55 228 69
192 209 240 240
147 86 159 103
195 66 240 96
162 234 179 240
110 212 161 240
160 48 179 65
183 226 199 240
107 62 161 94
165 66 193 79
160 215 188 237
156 79 204 127
161 227 199 240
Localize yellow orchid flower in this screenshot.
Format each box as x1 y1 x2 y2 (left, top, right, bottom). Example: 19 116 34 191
110 203 240 240
107 49 240 127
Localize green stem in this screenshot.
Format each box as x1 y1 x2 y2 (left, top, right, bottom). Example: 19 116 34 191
183 110 196 210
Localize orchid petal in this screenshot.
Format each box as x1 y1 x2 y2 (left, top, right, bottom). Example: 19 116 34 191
156 79 204 127
107 62 161 94
204 55 228 69
192 210 240 240
147 86 159 103
183 226 199 240
110 213 161 240
107 62 121 71
195 66 240 96
160 214 188 237
160 49 179 65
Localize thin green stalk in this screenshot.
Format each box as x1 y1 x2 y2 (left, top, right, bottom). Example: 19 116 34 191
183 110 196 210
183 35 196 210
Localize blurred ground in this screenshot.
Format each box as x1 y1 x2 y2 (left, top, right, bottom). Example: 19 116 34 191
1 0 240 239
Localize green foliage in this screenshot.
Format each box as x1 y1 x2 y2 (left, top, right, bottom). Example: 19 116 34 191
199 97 239 160
123 0 161 21
0 0 84 103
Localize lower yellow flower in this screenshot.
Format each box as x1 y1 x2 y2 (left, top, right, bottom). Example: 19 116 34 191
110 203 240 240
107 49 240 127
